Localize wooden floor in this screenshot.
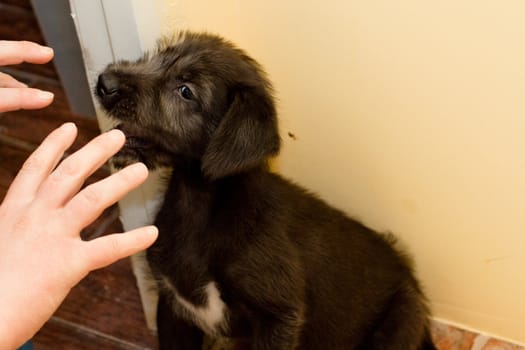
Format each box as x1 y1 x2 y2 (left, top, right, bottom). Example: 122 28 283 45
0 1 157 349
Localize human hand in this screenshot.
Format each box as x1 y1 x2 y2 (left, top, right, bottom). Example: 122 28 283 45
0 123 158 349
0 40 55 112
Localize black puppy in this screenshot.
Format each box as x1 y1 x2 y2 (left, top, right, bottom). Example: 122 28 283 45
96 31 436 350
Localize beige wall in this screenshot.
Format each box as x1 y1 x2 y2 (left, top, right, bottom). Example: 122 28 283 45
159 0 525 343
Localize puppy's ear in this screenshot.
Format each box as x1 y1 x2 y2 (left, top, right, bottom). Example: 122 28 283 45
201 85 280 179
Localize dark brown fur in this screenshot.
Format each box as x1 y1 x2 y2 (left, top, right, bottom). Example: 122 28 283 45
96 31 436 350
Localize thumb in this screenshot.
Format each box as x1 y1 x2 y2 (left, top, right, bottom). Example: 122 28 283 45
85 226 158 270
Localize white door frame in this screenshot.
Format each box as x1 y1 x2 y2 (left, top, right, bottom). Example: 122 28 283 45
69 0 164 331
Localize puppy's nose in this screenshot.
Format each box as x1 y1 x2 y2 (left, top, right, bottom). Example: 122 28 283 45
96 73 120 98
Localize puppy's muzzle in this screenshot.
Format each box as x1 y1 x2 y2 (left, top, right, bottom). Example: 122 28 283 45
96 72 121 108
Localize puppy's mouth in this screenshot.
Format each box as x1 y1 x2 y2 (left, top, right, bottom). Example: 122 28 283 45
112 124 171 169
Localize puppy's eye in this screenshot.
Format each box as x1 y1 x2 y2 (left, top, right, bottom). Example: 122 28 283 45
178 85 193 100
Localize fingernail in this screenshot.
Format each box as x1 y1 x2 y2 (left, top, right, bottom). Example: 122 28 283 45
106 128 125 141
37 90 54 101
40 46 54 57
60 122 76 132
145 225 159 238
128 162 148 176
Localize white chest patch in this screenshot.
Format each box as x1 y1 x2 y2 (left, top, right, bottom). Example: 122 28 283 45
162 277 228 336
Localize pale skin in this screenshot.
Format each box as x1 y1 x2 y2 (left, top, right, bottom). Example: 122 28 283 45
0 41 159 349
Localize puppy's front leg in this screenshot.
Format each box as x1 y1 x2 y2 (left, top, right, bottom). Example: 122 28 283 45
251 307 304 350
157 292 204 350
234 253 306 350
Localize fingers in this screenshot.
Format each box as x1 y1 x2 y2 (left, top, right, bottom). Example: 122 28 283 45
0 40 54 66
83 226 158 271
0 72 27 88
0 87 54 112
0 41 54 112
4 123 77 204
37 129 127 207
62 163 149 232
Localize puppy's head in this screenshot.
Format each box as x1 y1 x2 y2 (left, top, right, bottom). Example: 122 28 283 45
96 31 280 179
